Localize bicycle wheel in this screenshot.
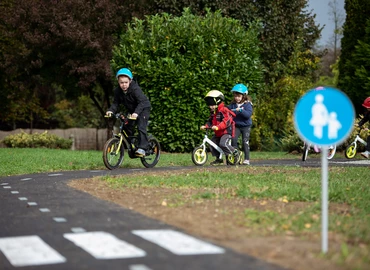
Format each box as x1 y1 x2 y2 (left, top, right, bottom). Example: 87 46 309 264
345 143 357 159
327 145 336 160
141 136 161 168
226 150 240 166
192 146 208 166
302 143 309 161
103 137 124 170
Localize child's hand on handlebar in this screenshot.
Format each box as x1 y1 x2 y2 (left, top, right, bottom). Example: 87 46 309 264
200 125 206 130
211 126 219 131
129 113 138 120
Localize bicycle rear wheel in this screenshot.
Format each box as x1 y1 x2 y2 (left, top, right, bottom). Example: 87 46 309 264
345 143 356 159
192 146 208 166
327 145 336 160
141 136 161 168
302 143 309 161
103 137 124 170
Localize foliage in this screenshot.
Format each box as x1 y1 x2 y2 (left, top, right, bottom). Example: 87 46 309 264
112 9 263 152
338 0 370 114
2 131 72 149
255 41 320 150
149 0 321 82
0 0 130 128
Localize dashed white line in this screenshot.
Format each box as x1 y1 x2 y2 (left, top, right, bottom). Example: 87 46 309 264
18 197 28 201
0 235 66 267
0 183 9 185
39 208 51 213
11 191 19 194
71 227 86 233
129 264 153 270
132 229 225 255
27 202 38 206
53 217 67 223
64 231 146 259
20 178 32 181
3 186 11 189
48 173 64 176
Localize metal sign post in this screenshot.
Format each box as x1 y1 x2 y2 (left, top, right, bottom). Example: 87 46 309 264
294 86 355 254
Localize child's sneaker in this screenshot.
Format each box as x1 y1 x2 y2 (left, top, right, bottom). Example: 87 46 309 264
360 151 369 159
242 159 250 165
210 159 223 165
135 148 146 157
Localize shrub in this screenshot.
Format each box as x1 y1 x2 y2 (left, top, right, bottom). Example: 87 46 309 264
111 8 263 152
2 131 72 149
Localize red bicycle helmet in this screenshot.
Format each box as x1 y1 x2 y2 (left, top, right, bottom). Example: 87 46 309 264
362 97 370 109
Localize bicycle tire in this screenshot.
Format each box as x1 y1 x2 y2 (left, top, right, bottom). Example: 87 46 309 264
226 150 240 166
327 145 336 160
141 136 161 168
302 143 309 161
345 143 356 159
192 146 208 166
103 137 124 170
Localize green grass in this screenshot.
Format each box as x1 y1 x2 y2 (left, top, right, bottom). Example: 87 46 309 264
1 148 369 269
0 148 297 177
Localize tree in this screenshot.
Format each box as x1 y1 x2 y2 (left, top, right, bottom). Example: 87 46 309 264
149 0 321 82
338 0 370 113
0 0 133 129
328 0 345 60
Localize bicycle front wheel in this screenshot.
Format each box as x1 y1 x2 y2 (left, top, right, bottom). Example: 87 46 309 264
302 143 309 161
103 137 124 170
141 136 161 168
327 145 336 160
345 143 356 159
192 146 208 166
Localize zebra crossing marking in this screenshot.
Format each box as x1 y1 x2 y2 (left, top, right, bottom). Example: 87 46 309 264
63 231 146 259
0 235 66 267
132 229 225 255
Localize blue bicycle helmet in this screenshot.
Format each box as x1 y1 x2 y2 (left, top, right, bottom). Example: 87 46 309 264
231 83 248 95
116 68 133 79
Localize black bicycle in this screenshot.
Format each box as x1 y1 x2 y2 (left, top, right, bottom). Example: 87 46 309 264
103 113 160 169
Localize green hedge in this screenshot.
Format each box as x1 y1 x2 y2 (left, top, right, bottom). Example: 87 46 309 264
2 131 72 149
111 9 263 152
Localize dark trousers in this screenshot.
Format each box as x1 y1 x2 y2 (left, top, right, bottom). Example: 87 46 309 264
127 108 150 150
210 134 235 157
232 126 251 160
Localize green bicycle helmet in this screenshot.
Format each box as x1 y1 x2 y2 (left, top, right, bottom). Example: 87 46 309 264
116 68 133 79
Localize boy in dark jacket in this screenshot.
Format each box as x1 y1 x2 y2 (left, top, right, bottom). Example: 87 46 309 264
200 90 239 165
106 68 151 157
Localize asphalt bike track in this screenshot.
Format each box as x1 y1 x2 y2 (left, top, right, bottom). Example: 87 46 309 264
0 158 368 270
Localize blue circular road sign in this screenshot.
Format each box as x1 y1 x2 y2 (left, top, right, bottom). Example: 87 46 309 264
294 86 355 146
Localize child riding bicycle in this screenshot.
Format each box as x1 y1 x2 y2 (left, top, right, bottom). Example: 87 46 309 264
106 68 151 157
228 83 253 165
200 90 240 165
358 97 370 158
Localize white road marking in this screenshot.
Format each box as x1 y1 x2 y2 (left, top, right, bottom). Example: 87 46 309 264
90 170 103 173
132 229 225 255
53 217 67 222
0 235 66 267
63 231 146 259
27 202 38 206
129 264 153 270
0 183 9 185
18 197 27 201
11 191 19 194
71 227 86 233
3 186 11 189
20 178 32 181
332 160 370 165
48 173 63 176
39 208 50 212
